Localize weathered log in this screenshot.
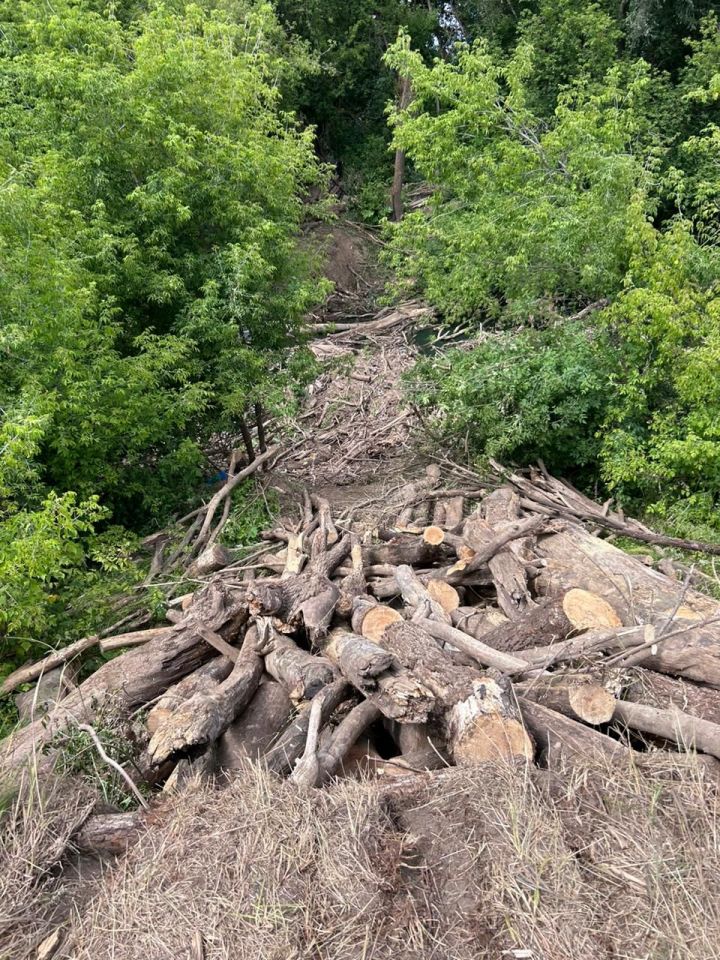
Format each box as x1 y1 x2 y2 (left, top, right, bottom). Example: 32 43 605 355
622 668 720 725
163 747 217 793
395 564 451 624
363 537 449 568
351 597 403 641
516 675 616 725
1 634 98 696
379 621 534 764
323 629 434 722
262 627 336 700
335 540 367 618
3 582 246 769
518 697 627 764
396 465 441 526
318 700 383 781
324 631 395 685
536 523 720 686
148 625 264 765
450 606 508 640
188 543 234 577
14 666 76 722
147 657 234 735
613 699 720 760
73 811 148 857
434 495 464 531
311 494 339 545
476 590 621 654
99 626 175 653
382 720 448 776
265 679 349 776
289 697 324 787
416 619 532 675
217 679 294 771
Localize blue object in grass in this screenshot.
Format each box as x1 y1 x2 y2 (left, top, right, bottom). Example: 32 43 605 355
205 469 229 485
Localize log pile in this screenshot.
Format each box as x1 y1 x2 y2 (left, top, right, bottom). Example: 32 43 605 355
7 463 720 803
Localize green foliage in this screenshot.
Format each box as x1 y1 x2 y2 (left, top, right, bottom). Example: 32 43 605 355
408 322 613 474
220 480 278 548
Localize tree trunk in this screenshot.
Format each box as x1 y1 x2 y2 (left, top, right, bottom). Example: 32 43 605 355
536 523 720 686
518 697 628 765
263 628 336 701
613 699 720 760
516 675 616 725
146 657 234 735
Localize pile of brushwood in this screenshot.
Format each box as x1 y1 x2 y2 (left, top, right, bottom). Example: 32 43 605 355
6 458 720 853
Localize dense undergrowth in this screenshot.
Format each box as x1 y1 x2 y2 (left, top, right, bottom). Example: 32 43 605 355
1 1 719 681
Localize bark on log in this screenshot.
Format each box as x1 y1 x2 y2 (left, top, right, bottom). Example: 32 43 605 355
518 697 628 765
383 720 449 775
450 606 508 640
147 657 234 735
395 564 451 624
536 523 720 686
188 543 234 577
379 621 534 764
416 619 532 675
351 597 403 642
1 634 99 696
265 679 350 776
73 811 148 857
217 679 294 770
3 582 246 769
426 580 461 614
622 668 720 725
476 590 621 654
516 675 616 725
613 699 720 760
99 626 175 654
336 541 367 618
148 625 264 765
363 537 449 568
263 628 336 700
318 700 383 781
324 630 435 723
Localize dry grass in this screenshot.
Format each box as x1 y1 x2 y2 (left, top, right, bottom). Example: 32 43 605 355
2 752 720 959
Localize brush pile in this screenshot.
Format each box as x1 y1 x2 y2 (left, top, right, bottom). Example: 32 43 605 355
6 461 720 819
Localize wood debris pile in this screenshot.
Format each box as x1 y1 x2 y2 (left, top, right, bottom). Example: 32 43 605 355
7 461 720 825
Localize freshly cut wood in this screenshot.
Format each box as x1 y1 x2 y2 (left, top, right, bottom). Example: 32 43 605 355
536 522 720 686
1 634 99 696
426 579 460 614
379 621 534 764
351 597 403 642
417 619 532 675
395 564 452 624
3 581 246 768
613 699 720 760
517 675 616 725
73 811 148 857
217 679 294 770
99 626 174 653
476 590 621 654
147 657 234 735
266 679 349 776
518 697 627 765
262 627 336 700
422 525 445 546
148 625 264 765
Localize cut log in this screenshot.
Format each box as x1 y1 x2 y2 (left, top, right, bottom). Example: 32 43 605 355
613 699 720 761
147 657 234 735
450 606 508 640
622 668 720 725
518 697 627 765
416 619 532 675
318 699 383 781
422 525 445 546
536 522 720 686
426 579 461 614
324 631 395 685
266 679 349 776
364 537 448 568
189 543 234 577
73 811 148 857
3 582 246 769
148 625 264 765
395 564 451 624
516 675 616 725
434 495 464 531
323 629 434 723
262 627 336 701
217 679 294 770
475 590 621 654
351 597 403 642
379 620 534 764
1 634 99 696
